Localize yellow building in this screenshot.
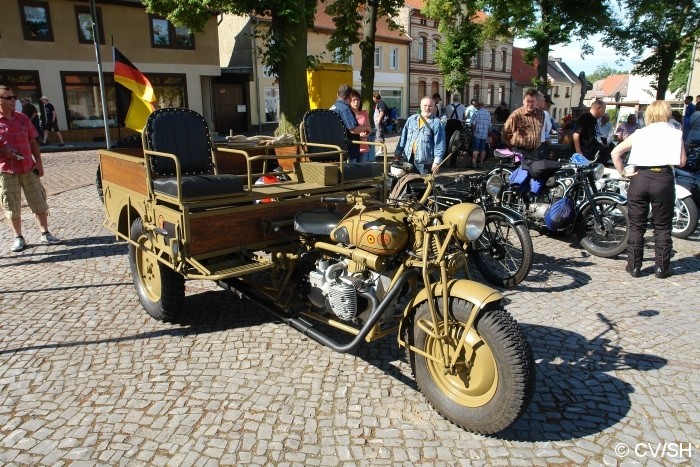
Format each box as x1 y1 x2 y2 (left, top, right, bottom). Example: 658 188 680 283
0 0 220 142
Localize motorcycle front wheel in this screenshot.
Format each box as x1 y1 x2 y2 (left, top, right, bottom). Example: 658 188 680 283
671 197 699 239
405 299 534 434
469 214 533 288
576 199 629 257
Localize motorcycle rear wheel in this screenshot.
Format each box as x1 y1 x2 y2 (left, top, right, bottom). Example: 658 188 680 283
671 197 699 239
469 214 533 288
576 199 629 257
405 299 534 434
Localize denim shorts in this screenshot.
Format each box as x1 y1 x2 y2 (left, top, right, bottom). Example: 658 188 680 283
472 138 487 152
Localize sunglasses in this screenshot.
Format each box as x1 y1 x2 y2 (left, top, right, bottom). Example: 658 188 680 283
0 96 18 101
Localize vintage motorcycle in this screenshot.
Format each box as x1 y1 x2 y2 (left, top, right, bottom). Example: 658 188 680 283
598 167 699 239
390 167 533 288
490 151 629 257
217 173 535 434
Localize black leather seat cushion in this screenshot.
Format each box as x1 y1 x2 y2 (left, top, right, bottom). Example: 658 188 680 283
294 208 343 236
343 162 383 181
153 174 244 199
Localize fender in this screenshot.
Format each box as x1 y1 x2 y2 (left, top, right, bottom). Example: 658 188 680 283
485 205 526 226
578 191 627 214
675 184 692 200
398 279 502 343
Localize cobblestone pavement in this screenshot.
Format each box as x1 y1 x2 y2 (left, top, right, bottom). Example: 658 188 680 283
1 149 699 466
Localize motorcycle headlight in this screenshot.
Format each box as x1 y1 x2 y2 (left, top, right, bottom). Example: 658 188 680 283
442 203 486 242
486 174 504 196
592 163 605 180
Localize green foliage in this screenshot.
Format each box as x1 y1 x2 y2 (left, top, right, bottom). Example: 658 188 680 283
477 0 613 92
668 40 694 98
602 0 699 98
423 0 483 91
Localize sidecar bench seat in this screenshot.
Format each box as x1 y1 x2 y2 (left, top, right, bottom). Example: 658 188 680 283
145 108 244 200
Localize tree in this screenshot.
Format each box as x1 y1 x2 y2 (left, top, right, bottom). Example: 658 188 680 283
143 0 317 136
668 42 694 98
475 0 613 93
587 64 627 84
603 0 700 99
422 0 484 92
324 0 404 110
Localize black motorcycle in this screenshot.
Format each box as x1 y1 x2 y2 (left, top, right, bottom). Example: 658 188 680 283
389 165 533 288
491 153 629 258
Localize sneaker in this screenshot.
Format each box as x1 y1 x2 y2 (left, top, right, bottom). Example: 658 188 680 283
11 236 26 252
40 232 61 245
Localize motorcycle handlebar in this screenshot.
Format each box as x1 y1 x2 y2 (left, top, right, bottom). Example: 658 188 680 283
321 195 351 204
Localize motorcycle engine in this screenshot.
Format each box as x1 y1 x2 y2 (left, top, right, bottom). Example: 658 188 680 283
306 258 400 323
528 202 551 219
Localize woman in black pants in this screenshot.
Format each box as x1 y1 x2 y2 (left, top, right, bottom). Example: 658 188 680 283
611 101 687 278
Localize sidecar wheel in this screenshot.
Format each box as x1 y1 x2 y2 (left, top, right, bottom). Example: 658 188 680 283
671 197 698 239
576 199 629 257
128 218 185 322
406 299 534 434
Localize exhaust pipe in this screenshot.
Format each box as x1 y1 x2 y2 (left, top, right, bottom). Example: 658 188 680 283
218 269 419 353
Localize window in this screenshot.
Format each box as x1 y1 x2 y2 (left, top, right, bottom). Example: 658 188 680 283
19 0 53 41
390 48 399 70
498 86 505 104
150 15 194 49
264 87 279 123
332 48 352 65
62 73 117 129
149 74 187 108
431 37 439 59
0 70 41 105
431 82 439 96
553 85 560 97
417 37 425 62
501 49 507 71
473 84 480 103
418 80 427 99
487 85 494 105
565 86 570 97
470 52 481 69
374 47 383 68
61 72 186 129
75 6 104 44
374 88 403 115
490 49 496 70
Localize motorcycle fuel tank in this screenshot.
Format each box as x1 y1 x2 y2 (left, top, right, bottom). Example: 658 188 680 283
331 208 408 255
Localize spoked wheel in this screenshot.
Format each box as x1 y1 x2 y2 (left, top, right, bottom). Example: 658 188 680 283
469 214 533 288
671 197 699 239
405 299 534 434
576 199 629 257
128 218 185 322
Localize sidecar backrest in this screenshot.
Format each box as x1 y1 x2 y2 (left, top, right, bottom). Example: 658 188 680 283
300 109 348 162
144 108 243 200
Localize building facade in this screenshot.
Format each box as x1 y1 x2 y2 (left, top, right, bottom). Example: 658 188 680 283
0 0 220 141
397 0 513 117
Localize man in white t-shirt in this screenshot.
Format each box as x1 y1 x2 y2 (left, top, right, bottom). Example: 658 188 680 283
537 92 553 159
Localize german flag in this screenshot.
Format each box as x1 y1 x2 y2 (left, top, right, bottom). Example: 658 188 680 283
113 47 155 132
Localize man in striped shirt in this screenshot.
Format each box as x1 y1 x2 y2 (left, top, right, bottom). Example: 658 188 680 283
502 88 544 160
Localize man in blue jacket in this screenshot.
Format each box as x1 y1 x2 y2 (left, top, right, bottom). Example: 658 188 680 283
394 96 445 174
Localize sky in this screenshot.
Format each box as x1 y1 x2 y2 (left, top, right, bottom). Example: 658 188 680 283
513 35 634 78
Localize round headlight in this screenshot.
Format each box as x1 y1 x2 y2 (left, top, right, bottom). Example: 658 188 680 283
442 203 486 242
593 163 604 180
486 174 504 196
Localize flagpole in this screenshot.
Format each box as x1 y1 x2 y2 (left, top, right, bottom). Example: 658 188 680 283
90 0 111 148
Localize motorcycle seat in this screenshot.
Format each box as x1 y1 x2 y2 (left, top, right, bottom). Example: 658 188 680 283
294 207 344 236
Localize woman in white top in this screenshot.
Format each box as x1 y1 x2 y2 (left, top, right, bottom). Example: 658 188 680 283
611 100 687 279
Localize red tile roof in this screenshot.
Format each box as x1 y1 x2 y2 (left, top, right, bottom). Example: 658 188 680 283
313 9 409 42
512 47 538 86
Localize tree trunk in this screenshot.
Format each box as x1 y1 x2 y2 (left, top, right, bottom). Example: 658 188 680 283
273 6 312 139
536 39 550 94
359 3 379 112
